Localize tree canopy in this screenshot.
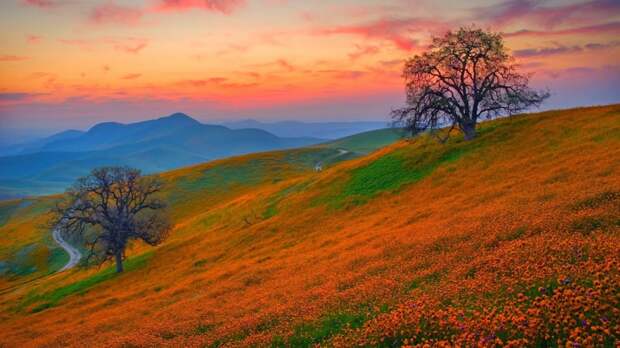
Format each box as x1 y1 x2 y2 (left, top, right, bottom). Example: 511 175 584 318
52 167 170 273
392 27 549 141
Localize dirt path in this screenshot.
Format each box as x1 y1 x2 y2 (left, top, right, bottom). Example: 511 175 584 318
52 228 81 272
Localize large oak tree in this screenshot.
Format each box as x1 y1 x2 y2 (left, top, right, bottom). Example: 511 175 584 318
392 27 549 141
53 167 171 273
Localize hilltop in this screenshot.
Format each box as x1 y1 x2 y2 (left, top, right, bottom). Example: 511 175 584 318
222 119 387 139
0 105 618 347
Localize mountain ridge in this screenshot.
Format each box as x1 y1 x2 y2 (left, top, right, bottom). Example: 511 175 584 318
0 113 325 198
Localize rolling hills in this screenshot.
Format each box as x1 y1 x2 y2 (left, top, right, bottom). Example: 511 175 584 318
0 113 322 199
0 105 618 347
222 119 387 139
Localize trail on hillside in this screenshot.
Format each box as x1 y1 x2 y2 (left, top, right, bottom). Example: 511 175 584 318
52 228 81 272
315 148 350 171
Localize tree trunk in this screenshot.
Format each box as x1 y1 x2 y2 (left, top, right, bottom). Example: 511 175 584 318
462 122 477 141
115 251 124 273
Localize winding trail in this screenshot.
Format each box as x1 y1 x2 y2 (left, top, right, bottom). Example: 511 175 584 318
52 228 81 272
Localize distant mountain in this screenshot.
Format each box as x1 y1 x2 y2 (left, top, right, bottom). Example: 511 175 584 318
0 129 85 156
222 119 387 140
0 113 322 198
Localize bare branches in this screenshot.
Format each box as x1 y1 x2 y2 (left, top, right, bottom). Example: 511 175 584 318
392 27 549 141
52 166 171 272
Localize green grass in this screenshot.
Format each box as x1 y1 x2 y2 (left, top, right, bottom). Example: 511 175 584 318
407 270 444 291
571 215 620 235
318 115 539 209
331 144 474 208
0 200 23 227
46 247 70 274
271 302 392 347
322 128 403 154
262 181 311 219
262 204 278 220
176 160 266 193
5 244 39 276
274 311 368 347
572 191 620 210
19 251 153 313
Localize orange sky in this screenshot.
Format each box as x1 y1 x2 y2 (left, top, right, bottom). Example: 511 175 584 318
1 0 619 130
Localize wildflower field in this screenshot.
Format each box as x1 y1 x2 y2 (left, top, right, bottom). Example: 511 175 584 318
0 105 618 347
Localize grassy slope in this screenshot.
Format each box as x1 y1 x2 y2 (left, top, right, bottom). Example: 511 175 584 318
0 131 399 281
319 128 404 154
0 105 618 347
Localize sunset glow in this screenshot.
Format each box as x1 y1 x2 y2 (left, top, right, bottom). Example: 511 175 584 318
1 0 619 130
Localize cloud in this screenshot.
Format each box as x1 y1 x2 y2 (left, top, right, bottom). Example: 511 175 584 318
21 0 58 8
179 77 257 89
276 59 294 72
514 45 583 58
319 70 366 80
505 21 620 38
514 41 620 58
26 34 42 44
476 0 620 30
315 18 446 51
152 0 246 14
89 2 143 25
348 44 380 61
0 55 29 61
216 44 250 56
110 38 148 54
59 38 149 54
379 59 402 68
0 92 47 103
121 73 142 80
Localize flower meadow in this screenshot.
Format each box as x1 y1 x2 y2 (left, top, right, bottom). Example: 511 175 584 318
0 105 618 347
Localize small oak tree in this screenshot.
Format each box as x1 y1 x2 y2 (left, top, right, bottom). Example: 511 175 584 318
392 27 549 141
53 167 171 273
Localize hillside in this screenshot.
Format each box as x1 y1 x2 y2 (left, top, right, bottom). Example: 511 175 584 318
0 105 619 347
0 113 321 199
223 119 387 139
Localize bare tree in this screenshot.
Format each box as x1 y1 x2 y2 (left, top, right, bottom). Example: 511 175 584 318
392 27 549 141
52 167 171 273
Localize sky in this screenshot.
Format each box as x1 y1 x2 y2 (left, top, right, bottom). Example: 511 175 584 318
0 0 619 133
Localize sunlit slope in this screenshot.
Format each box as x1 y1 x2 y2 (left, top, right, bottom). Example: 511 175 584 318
0 130 401 281
0 105 619 347
319 127 404 155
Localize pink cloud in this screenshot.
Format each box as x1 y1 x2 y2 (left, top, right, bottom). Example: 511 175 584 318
0 55 29 62
59 38 149 54
379 59 402 68
505 21 620 38
276 59 294 72
348 44 380 61
477 0 620 30
514 41 620 58
216 44 250 56
21 0 57 8
179 77 257 89
121 73 142 80
26 34 42 44
315 18 446 51
0 92 46 104
152 0 246 14
110 38 148 54
89 2 143 25
318 70 367 80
